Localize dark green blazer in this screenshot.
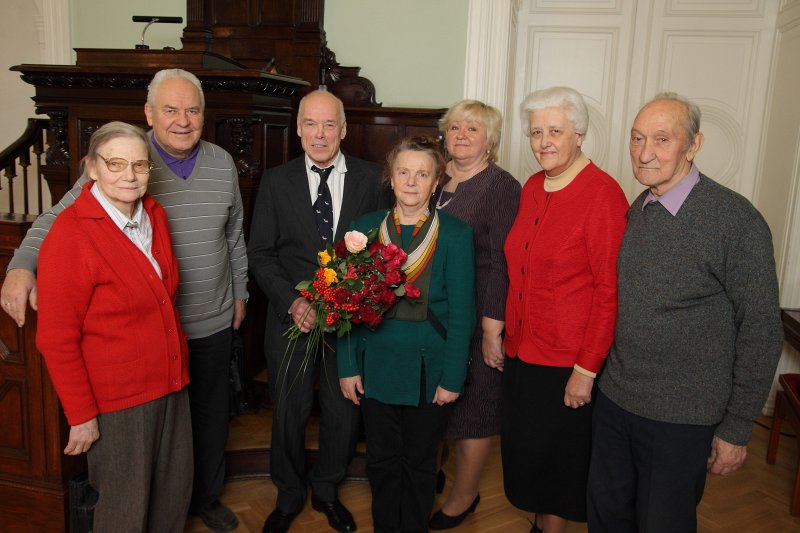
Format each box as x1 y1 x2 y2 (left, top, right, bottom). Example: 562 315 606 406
338 209 476 406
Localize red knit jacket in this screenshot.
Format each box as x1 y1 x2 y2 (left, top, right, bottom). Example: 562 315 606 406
36 183 189 425
503 163 628 373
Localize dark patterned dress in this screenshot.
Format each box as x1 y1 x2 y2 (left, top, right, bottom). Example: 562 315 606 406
435 162 521 439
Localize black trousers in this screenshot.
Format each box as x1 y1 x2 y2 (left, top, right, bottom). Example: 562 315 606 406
362 397 453 533
587 392 715 533
266 333 360 512
187 327 233 511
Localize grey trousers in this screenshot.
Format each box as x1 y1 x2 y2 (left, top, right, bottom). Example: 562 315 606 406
88 389 193 533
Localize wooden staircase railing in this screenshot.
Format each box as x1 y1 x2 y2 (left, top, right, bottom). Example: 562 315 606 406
0 118 50 216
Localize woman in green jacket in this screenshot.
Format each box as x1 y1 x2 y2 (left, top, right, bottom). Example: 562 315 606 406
338 137 476 532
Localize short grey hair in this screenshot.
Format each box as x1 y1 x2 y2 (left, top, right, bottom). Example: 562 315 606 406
519 86 589 136
147 68 205 110
81 121 149 175
648 92 702 150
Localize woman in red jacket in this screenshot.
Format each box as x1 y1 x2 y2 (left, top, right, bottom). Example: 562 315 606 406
35 121 191 532
502 87 628 533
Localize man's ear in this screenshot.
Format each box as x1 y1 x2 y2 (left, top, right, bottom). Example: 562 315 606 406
687 132 704 162
144 103 154 127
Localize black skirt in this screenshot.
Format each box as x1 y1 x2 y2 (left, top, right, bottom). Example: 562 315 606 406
500 356 595 522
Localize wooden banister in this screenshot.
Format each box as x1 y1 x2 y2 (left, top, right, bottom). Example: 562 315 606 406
0 118 49 216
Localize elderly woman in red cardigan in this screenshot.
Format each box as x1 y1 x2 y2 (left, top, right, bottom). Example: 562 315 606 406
35 121 191 532
501 87 628 533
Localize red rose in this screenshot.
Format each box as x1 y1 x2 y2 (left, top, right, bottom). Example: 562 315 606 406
333 287 349 304
381 244 400 260
379 290 397 306
369 240 383 256
361 307 378 323
385 270 402 285
405 284 421 299
334 240 348 258
349 292 364 305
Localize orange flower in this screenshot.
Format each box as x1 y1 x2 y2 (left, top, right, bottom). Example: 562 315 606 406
323 268 338 285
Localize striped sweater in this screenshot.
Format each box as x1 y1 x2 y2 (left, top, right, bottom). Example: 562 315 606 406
9 135 249 339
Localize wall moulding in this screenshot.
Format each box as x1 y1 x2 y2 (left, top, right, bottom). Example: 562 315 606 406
530 0 622 15
666 0 765 17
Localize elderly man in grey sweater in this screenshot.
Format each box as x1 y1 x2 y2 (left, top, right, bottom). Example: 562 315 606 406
0 69 247 533
587 93 784 533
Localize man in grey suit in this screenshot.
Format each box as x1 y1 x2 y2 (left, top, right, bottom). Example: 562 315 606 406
248 90 383 533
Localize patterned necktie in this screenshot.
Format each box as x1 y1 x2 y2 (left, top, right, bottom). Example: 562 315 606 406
311 165 334 244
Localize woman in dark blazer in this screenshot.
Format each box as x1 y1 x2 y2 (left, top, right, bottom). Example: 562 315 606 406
338 136 476 533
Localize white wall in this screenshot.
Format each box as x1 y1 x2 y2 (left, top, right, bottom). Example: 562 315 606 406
324 0 467 107
70 0 186 53
0 0 50 212
66 0 467 108
0 0 44 150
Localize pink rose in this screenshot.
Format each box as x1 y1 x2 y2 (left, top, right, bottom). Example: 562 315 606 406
344 231 368 253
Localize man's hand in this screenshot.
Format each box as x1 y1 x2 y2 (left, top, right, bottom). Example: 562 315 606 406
290 297 316 333
64 418 100 455
1 269 37 327
232 299 247 330
707 435 747 475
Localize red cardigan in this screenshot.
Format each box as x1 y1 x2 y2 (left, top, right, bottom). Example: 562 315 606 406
503 163 628 372
36 183 189 425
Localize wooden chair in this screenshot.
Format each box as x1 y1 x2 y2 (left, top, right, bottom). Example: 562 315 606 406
767 373 800 515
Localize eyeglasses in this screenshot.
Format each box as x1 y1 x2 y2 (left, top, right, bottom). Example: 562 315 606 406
99 156 154 174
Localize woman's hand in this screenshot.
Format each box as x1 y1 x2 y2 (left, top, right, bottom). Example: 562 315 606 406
339 376 364 406
64 417 100 455
433 386 460 405
564 370 593 409
481 317 505 371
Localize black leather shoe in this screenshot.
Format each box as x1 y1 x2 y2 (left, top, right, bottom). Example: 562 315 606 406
191 501 239 532
529 514 543 533
311 497 357 532
262 508 299 533
428 494 480 530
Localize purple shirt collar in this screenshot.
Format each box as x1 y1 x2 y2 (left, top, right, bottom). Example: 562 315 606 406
151 133 200 180
642 164 700 216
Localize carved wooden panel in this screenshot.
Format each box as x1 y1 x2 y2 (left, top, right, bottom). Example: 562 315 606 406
341 106 446 165
183 0 325 86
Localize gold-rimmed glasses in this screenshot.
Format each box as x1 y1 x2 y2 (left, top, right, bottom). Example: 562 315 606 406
99 156 154 174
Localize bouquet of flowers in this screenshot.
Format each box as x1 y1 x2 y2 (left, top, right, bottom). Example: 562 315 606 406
282 228 420 383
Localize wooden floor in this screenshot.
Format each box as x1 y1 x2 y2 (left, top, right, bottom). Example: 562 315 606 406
185 411 800 533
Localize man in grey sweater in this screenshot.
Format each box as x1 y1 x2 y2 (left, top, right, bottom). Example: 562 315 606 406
0 69 247 533
587 93 784 532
